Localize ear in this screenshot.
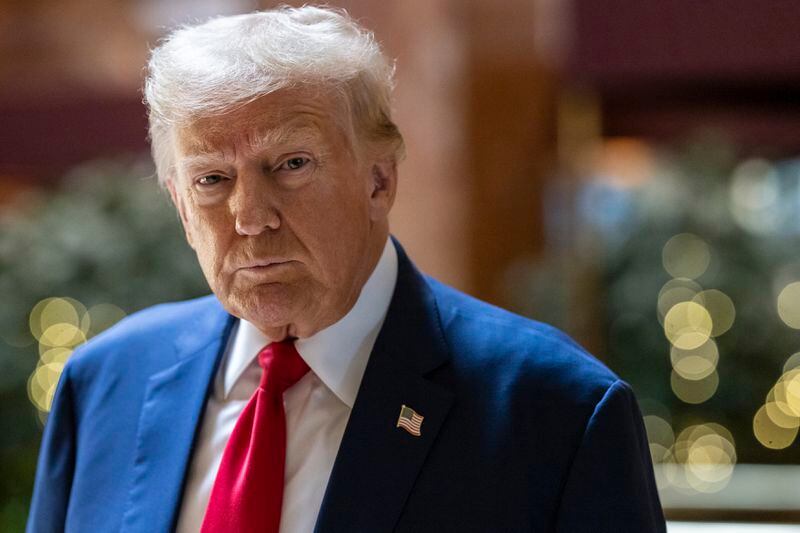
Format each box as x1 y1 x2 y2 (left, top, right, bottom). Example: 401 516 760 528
368 156 397 221
166 178 196 249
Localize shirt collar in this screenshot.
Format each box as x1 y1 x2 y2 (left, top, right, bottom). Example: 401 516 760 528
220 238 398 407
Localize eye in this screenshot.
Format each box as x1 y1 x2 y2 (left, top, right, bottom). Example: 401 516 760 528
281 157 309 171
197 174 225 186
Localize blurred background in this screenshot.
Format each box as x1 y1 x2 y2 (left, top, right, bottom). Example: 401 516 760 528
2 0 800 530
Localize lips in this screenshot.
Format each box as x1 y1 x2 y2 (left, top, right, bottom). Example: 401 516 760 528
237 258 293 270
233 258 301 279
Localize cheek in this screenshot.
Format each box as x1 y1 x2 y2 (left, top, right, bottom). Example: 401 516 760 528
186 208 232 270
303 183 370 241
319 193 373 270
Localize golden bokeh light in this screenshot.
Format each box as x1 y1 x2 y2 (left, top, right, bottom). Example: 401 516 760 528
777 281 800 329
662 233 711 279
29 297 90 346
80 303 127 338
649 443 671 469
664 301 713 350
662 452 692 493
657 278 703 325
753 404 799 450
671 369 719 404
773 369 800 416
39 346 73 365
784 352 800 373
644 415 675 450
27 362 65 412
664 423 736 494
61 297 88 326
692 290 735 337
671 340 718 381
40 298 82 335
39 323 86 349
764 399 800 430
29 298 67 341
684 423 735 449
685 436 735 491
26 297 95 414
674 427 704 460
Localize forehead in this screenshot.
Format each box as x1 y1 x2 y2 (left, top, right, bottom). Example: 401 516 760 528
174 87 351 157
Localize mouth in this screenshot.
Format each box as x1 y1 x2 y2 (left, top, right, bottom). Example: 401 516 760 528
244 259 287 267
236 259 297 274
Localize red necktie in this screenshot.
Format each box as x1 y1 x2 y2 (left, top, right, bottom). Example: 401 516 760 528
200 340 310 533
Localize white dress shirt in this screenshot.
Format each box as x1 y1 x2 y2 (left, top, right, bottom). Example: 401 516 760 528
176 239 398 533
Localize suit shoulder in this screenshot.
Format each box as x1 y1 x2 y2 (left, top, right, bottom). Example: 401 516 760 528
425 276 618 401
66 294 224 376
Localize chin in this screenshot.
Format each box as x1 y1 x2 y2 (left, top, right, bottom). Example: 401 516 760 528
226 282 311 331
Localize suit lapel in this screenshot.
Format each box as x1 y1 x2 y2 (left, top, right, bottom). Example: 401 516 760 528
314 241 454 533
120 300 235 533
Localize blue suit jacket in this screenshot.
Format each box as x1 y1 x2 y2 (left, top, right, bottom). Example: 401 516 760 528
28 243 665 532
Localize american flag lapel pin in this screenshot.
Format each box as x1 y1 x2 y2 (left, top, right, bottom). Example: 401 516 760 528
397 404 424 437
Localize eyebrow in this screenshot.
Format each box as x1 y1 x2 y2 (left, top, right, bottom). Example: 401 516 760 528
178 154 232 174
179 118 328 167
247 123 323 153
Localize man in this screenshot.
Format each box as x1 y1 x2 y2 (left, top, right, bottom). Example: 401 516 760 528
28 6 665 532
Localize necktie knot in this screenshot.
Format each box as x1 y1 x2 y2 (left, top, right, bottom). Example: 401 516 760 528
257 339 310 394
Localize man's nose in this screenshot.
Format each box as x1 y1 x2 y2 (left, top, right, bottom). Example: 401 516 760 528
231 172 281 236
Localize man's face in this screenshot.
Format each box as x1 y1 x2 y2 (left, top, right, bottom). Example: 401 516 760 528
167 87 396 339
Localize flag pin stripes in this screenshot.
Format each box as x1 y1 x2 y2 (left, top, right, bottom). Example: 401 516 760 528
397 404 424 436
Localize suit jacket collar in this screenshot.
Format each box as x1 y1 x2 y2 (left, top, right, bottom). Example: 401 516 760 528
379 237 450 374
121 298 235 532
314 238 454 532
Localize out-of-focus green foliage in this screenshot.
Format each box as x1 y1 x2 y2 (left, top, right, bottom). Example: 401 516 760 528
506 135 800 465
0 158 208 527
598 140 800 465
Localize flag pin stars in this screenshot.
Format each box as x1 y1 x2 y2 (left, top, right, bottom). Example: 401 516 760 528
397 404 424 437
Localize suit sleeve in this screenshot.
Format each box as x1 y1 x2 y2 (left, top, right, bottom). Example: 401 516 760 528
26 360 77 533
554 379 666 533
